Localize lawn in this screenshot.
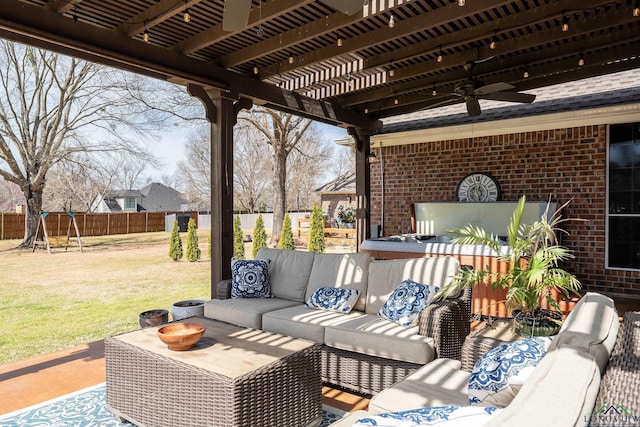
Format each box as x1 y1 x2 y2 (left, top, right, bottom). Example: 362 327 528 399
0 231 212 364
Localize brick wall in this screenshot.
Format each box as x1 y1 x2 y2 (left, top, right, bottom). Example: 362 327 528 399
370 124 640 297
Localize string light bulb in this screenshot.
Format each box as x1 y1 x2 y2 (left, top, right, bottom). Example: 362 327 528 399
364 106 369 113
183 1 191 22
394 95 399 105
143 22 150 43
561 13 569 32
489 32 498 50
72 6 78 23
388 14 395 28
458 0 465 6
436 47 444 63
336 37 343 47
523 69 529 78
253 65 259 75
578 53 585 67
288 54 294 64
388 61 395 77
432 83 437 96
634 1 640 16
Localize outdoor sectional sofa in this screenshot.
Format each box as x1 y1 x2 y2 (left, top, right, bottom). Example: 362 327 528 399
204 248 471 395
328 292 621 427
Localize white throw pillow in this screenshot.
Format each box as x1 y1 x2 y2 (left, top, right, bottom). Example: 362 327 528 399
468 336 553 407
231 258 271 298
352 405 501 426
378 279 439 327
305 287 361 313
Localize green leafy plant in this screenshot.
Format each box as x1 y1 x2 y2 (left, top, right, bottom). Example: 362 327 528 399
252 214 268 258
168 220 183 261
308 205 325 253
185 218 201 262
278 213 296 250
438 196 583 334
233 215 245 259
337 205 356 223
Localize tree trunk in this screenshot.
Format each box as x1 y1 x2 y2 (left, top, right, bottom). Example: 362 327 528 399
19 182 44 248
271 148 287 243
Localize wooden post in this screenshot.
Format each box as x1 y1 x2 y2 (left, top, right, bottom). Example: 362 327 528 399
349 127 372 252
188 84 252 294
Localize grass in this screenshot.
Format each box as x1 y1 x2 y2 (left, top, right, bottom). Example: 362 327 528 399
0 231 211 364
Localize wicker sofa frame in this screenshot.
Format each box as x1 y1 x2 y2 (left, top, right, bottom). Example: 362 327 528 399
214 282 472 396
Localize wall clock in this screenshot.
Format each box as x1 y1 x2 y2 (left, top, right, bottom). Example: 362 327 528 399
456 172 501 202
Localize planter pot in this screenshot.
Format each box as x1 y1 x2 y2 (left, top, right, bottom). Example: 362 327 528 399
342 222 355 229
139 309 169 328
512 308 562 337
171 299 205 321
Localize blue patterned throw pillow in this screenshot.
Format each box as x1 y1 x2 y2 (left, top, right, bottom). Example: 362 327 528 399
231 259 271 298
353 405 500 426
468 336 553 407
378 279 439 327
305 287 361 313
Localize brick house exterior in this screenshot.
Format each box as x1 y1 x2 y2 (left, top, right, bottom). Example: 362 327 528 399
368 69 640 298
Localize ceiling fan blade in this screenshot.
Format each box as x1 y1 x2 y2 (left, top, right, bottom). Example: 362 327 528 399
425 97 464 110
475 82 514 95
223 0 252 32
481 92 536 103
322 0 366 15
466 97 481 116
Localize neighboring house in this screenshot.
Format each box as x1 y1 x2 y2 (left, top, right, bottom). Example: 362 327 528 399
91 182 189 213
363 68 640 298
315 171 356 223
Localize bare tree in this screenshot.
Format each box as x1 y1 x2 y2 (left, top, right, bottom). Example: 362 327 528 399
0 41 167 246
240 108 312 241
175 127 211 210
234 124 272 213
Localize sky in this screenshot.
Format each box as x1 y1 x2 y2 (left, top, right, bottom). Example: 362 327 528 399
144 121 349 181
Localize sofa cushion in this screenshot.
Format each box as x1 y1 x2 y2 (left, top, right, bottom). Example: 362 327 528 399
468 336 553 407
203 297 299 329
366 257 459 315
256 248 315 302
306 252 371 312
547 292 619 373
231 259 271 298
352 405 501 427
488 345 601 427
324 314 436 365
305 287 362 313
378 279 439 327
368 359 471 414
262 305 365 343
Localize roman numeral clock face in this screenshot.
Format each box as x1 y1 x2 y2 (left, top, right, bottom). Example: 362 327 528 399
456 172 501 202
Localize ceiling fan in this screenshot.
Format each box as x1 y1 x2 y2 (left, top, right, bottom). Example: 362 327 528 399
223 0 366 32
431 60 536 117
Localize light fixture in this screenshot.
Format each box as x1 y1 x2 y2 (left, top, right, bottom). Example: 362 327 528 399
72 5 78 23
183 1 191 23
523 68 529 78
143 22 150 43
489 32 498 50
634 1 639 16
389 61 395 77
432 83 437 96
458 0 465 6
288 54 294 64
364 106 369 113
393 94 399 105
436 46 443 63
368 151 377 159
578 53 585 67
336 36 343 47
561 13 569 32
253 65 259 75
388 14 395 28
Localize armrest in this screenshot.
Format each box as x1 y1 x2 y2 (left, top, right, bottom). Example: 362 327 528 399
418 285 472 360
215 279 232 299
460 336 510 372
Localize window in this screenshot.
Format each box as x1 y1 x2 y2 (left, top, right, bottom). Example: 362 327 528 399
124 197 136 210
607 122 640 269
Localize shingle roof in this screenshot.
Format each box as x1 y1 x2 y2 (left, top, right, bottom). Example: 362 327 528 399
315 171 356 193
381 69 640 134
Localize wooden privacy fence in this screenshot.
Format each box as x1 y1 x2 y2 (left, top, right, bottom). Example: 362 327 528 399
0 211 198 240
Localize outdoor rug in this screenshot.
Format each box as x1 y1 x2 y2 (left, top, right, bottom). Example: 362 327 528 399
0 383 348 426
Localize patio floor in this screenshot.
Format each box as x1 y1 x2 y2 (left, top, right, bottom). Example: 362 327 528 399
2 295 639 417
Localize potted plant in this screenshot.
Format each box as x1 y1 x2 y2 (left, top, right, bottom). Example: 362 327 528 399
437 195 583 337
337 205 356 228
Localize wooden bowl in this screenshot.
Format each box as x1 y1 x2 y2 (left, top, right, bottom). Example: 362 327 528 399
157 322 206 351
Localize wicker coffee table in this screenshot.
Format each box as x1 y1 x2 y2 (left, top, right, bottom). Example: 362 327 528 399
105 317 322 427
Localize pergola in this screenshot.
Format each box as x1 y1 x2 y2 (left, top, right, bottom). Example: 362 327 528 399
1 0 639 290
